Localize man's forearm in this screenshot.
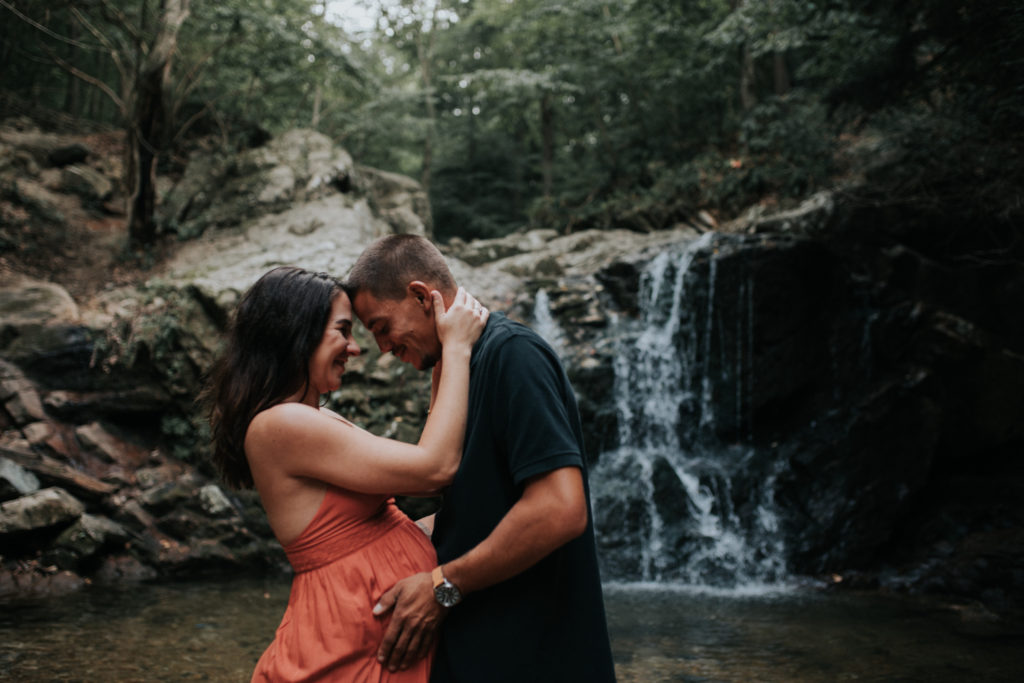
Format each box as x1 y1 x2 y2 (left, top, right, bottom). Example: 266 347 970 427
442 466 587 595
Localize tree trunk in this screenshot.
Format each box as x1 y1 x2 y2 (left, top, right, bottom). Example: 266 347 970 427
127 0 190 247
729 0 756 111
739 44 756 110
773 52 791 95
416 2 439 197
540 91 554 200
312 83 322 129
63 23 81 116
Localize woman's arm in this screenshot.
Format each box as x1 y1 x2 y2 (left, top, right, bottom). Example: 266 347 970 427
245 290 486 494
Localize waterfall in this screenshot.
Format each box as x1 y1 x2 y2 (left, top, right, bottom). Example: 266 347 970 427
591 233 789 590
532 288 568 359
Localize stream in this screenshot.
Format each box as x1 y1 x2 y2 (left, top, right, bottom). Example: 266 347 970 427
1 577 1021 681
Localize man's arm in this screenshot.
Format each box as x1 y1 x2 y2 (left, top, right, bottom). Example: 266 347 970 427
373 466 587 672
443 466 586 592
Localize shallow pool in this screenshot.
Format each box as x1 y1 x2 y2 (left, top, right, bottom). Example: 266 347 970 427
1 578 1021 681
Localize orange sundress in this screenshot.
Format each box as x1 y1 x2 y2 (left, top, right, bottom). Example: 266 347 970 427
252 487 436 682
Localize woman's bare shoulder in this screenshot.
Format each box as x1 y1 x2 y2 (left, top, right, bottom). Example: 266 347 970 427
247 402 325 444
318 406 360 429
253 401 318 422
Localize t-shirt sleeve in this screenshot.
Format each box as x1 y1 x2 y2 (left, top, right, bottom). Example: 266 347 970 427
485 332 584 485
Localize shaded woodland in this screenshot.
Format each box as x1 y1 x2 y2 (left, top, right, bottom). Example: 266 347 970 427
2 0 1021 246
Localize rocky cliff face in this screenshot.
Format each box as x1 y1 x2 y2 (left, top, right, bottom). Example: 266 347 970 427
569 195 1024 608
2 123 1022 612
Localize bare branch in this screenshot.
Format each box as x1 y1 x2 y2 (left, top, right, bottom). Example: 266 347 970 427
96 0 146 48
42 44 126 116
172 31 235 113
172 96 220 145
0 0 102 50
70 6 129 88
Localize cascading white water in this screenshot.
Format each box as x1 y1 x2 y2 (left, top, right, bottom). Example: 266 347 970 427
576 234 789 590
531 288 568 359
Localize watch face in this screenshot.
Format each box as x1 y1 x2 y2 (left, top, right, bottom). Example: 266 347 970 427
434 582 461 608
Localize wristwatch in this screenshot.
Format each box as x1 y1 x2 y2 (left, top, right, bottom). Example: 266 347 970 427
431 566 463 608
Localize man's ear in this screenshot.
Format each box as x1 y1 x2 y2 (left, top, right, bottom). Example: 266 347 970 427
407 281 433 311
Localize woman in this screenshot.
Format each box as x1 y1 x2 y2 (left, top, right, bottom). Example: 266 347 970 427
206 266 488 682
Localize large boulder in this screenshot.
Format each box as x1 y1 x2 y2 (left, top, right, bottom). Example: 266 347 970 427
60 164 112 203
0 273 79 331
0 487 83 535
45 513 130 570
161 128 373 240
0 275 93 389
354 164 432 236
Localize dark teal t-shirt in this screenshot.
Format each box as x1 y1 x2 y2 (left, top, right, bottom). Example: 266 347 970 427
431 313 616 683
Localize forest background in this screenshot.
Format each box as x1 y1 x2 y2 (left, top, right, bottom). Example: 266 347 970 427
2 0 1021 251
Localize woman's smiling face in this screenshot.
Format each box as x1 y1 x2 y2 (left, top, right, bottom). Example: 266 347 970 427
301 291 361 405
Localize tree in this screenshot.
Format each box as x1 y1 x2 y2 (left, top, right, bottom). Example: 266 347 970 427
424 0 735 236
2 0 190 246
2 0 370 244
368 0 463 195
128 0 190 246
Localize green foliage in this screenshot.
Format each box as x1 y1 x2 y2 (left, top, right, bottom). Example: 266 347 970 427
4 0 1020 242
176 0 369 141
733 94 833 203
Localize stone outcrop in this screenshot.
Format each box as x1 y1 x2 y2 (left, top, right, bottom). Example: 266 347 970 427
0 487 84 534
160 128 398 241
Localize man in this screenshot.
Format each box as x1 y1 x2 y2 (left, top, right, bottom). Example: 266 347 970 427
346 234 616 682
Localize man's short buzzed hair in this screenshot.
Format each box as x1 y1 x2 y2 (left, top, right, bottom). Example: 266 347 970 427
345 234 456 301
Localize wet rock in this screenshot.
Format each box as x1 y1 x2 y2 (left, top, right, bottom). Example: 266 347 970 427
0 367 45 426
47 143 90 167
740 190 836 235
0 564 86 600
355 164 431 236
20 420 51 446
0 487 83 535
140 481 194 515
0 456 40 501
0 277 95 393
60 164 112 202
0 445 117 501
198 484 234 517
156 509 206 541
2 386 46 426
74 422 148 468
183 539 240 570
43 387 173 423
113 498 156 533
135 463 185 490
92 554 159 584
19 420 74 459
45 513 130 569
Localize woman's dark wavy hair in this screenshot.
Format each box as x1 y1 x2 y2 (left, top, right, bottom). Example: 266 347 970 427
205 266 343 489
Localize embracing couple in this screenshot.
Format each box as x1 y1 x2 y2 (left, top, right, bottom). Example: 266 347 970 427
206 235 616 682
